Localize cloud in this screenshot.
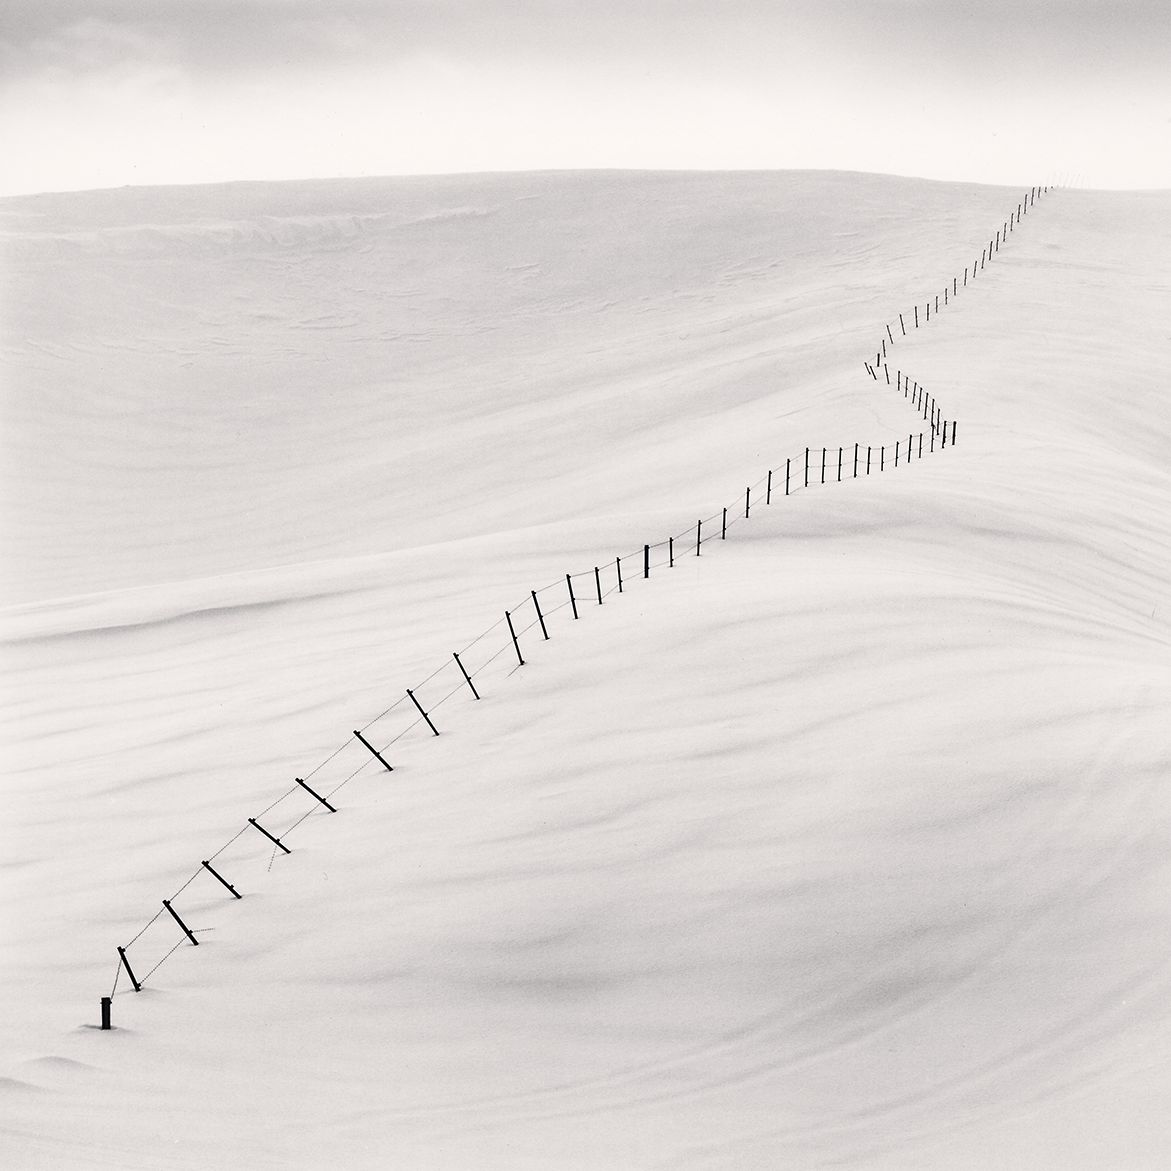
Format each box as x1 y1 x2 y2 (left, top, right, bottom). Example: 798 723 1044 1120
1 1 1167 194
4 1 1169 85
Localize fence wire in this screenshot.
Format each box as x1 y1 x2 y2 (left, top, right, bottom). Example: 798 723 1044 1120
107 187 1048 997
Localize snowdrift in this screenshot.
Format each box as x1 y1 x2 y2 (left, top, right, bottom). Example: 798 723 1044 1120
1 171 1169 1170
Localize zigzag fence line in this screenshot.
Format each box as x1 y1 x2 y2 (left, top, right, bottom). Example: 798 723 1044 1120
98 184 1051 1028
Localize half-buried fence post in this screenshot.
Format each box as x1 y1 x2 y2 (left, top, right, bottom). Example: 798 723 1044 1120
505 611 524 665
162 899 198 946
202 858 245 894
295 777 337 815
249 817 291 853
117 946 141 992
530 591 549 640
353 730 393 771
407 688 440 734
454 651 482 696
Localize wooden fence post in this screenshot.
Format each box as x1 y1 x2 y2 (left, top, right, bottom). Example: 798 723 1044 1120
117 946 141 992
353 730 393 771
407 687 441 733
202 858 245 894
162 899 199 946
505 610 524 665
294 777 337 814
530 591 549 640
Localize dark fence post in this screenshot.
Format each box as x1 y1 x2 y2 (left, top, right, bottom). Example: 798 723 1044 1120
696 519 702 555
530 591 549 640
353 729 393 771
616 557 623 592
721 508 727 539
294 778 336 813
162 899 199 946
505 610 524 665
249 817 292 853
454 651 482 696
101 997 111 1030
644 544 650 578
117 946 141 992
595 566 603 604
407 687 441 734
202 858 245 895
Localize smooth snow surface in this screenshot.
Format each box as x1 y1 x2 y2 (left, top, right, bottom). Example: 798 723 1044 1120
2 171 1169 1169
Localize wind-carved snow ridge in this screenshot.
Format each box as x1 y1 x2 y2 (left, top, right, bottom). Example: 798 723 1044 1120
105 186 1054 1009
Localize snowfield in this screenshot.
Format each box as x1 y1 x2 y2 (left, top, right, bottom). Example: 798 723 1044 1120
1 170 1169 1169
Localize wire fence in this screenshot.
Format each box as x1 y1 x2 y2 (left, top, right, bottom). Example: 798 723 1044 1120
102 185 1050 1012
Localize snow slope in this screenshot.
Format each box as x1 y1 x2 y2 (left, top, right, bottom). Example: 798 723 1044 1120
1 171 1169 1170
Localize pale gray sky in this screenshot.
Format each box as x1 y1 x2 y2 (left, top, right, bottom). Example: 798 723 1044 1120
2 1 1169 194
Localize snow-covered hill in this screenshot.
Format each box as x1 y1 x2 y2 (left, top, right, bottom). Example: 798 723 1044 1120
2 171 1168 1169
